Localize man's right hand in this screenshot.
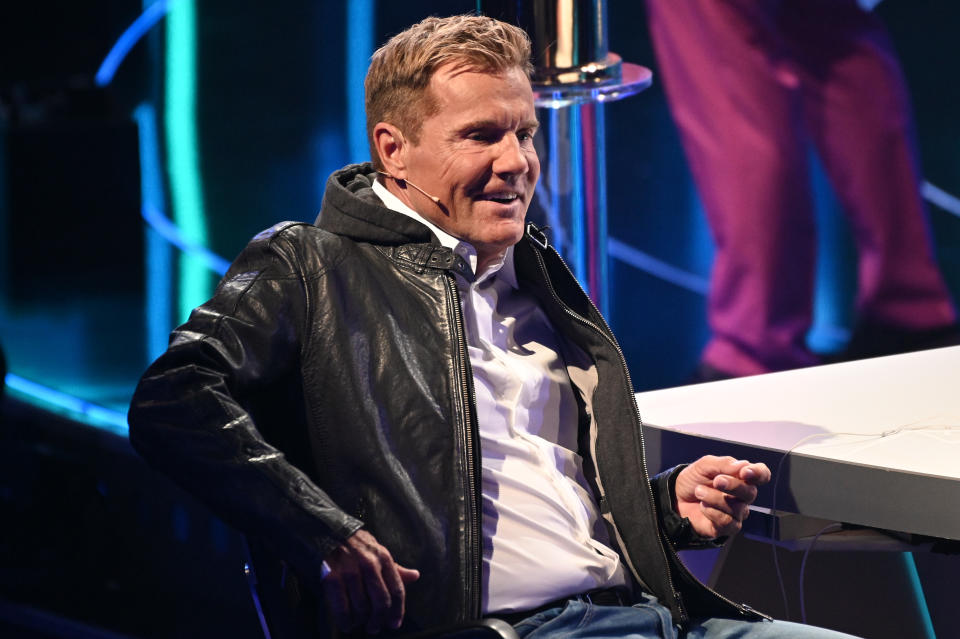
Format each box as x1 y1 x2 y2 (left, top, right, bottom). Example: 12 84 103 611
321 529 420 634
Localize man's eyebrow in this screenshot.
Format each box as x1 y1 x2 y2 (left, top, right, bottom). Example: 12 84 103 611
459 118 540 132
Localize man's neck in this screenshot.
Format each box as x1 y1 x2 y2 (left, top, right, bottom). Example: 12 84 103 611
476 250 507 277
380 175 421 213
373 178 458 247
372 178 509 279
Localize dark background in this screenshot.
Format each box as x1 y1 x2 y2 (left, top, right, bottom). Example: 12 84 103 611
1 1 959 637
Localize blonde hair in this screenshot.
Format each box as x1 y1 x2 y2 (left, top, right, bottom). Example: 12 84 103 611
364 14 533 169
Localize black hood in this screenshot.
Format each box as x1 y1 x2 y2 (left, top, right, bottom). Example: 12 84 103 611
315 163 434 246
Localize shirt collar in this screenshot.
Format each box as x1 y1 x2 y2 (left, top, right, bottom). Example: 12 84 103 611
372 178 517 288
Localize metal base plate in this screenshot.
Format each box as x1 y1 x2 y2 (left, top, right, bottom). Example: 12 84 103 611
532 62 653 109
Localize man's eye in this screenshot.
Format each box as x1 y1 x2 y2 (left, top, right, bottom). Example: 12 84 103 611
518 131 537 145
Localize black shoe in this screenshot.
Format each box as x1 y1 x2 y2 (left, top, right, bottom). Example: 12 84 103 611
841 321 960 362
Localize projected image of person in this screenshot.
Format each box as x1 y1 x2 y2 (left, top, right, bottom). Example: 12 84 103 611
645 0 959 381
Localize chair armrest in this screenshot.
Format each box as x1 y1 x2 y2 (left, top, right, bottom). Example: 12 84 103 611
402 618 520 639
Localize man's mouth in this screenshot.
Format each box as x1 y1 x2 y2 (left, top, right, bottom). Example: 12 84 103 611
480 191 521 205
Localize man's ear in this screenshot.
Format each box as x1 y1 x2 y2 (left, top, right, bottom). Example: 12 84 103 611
373 123 408 179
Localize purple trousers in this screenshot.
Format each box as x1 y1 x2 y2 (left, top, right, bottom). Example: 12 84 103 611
646 0 955 375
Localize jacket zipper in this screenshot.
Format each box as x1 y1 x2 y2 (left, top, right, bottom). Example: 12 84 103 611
530 241 767 623
528 243 690 623
660 525 772 621
443 272 483 620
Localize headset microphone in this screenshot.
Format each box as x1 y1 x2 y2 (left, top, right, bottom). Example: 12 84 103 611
376 171 441 204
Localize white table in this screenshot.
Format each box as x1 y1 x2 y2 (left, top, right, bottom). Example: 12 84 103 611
635 346 960 541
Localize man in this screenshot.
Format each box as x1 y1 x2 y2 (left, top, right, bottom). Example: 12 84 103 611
129 15 856 639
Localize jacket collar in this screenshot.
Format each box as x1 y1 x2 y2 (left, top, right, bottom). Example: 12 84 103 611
316 164 555 289
315 163 434 246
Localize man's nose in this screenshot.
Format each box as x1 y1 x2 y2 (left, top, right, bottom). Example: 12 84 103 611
492 135 530 176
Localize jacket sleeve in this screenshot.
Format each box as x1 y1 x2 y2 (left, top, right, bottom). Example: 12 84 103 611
651 465 726 550
127 223 363 588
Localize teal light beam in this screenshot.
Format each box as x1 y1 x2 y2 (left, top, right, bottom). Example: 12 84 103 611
902 553 936 639
165 0 211 321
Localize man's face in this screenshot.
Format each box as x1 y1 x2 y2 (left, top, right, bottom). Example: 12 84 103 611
400 64 540 268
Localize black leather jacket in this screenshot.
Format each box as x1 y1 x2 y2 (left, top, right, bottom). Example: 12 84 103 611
128 164 763 632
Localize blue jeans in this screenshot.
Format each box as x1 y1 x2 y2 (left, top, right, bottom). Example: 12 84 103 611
512 595 861 639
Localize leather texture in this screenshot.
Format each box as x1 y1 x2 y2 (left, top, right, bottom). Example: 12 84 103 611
128 163 762 634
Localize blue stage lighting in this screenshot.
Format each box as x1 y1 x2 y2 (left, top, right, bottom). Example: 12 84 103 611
95 0 175 87
923 180 960 218
608 237 709 295
5 374 129 436
142 203 229 275
346 0 375 163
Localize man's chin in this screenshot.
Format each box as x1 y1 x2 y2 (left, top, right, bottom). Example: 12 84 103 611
491 222 527 247
486 229 523 253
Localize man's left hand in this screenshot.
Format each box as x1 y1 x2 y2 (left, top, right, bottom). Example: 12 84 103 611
674 455 771 539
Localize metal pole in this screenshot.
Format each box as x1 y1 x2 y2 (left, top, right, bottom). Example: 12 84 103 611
479 0 651 316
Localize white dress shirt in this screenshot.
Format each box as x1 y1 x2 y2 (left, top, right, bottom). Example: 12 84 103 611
372 180 626 613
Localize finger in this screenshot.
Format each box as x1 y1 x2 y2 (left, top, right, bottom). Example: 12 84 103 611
676 458 727 503
696 484 753 521
398 566 421 583
700 497 751 532
700 502 743 536
323 573 355 632
708 455 744 470
713 475 759 505
379 552 407 630
380 566 420 631
359 550 393 633
690 455 733 478
695 484 736 516
343 562 371 631
739 462 771 485
716 457 750 477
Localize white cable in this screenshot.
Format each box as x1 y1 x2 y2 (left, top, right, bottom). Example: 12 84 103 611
799 523 843 624
768 420 958 620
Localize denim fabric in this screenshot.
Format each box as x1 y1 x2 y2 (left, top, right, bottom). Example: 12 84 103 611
512 595 861 639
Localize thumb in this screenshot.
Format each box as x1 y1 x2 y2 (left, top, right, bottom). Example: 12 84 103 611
398 566 420 583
